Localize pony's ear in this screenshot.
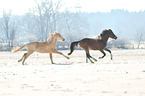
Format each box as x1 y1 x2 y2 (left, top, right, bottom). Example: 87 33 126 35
103 29 107 32
54 31 59 34
49 32 54 36
108 29 112 31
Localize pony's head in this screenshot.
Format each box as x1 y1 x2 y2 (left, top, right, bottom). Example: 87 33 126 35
108 29 117 39
52 31 65 42
101 29 117 40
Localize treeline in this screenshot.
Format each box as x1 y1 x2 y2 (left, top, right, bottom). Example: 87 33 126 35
1 0 145 51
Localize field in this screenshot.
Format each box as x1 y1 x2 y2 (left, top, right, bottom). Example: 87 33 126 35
0 49 145 96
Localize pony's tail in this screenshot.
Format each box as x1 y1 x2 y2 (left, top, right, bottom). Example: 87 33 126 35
11 45 27 53
68 41 80 55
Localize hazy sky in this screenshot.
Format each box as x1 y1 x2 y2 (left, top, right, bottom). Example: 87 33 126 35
0 0 145 16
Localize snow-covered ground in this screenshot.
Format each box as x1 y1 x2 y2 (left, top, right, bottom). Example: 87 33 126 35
0 49 145 96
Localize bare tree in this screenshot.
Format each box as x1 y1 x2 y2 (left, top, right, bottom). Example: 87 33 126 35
2 10 11 41
20 0 88 48
0 10 13 49
20 13 38 42
0 10 17 50
9 26 16 47
135 29 144 49
58 10 89 42
27 0 62 41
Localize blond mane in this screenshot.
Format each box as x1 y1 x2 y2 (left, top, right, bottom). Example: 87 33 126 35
47 31 59 43
49 31 59 37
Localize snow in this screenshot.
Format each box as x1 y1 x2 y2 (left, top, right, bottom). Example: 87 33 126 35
0 49 145 96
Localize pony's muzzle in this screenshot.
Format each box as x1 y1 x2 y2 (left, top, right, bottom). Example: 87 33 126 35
62 38 65 41
115 37 118 40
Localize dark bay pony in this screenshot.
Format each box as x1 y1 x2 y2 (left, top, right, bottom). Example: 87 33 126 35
68 29 117 63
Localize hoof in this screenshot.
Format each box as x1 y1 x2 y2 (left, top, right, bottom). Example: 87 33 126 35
65 56 69 59
18 60 21 62
22 62 26 65
94 59 97 62
68 53 71 55
91 61 94 63
99 57 103 59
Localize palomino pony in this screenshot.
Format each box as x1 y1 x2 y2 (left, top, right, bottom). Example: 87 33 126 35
68 29 117 63
12 32 69 65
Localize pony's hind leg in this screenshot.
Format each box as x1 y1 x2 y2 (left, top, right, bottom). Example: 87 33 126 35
90 55 97 62
22 51 33 65
85 49 97 63
104 48 113 60
18 53 27 62
86 53 94 63
86 54 88 63
99 50 106 59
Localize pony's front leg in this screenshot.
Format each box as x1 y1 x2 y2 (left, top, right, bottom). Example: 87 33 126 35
54 51 69 59
49 53 54 64
99 50 106 59
104 48 113 60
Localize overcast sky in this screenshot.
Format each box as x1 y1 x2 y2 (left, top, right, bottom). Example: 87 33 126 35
0 0 145 16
